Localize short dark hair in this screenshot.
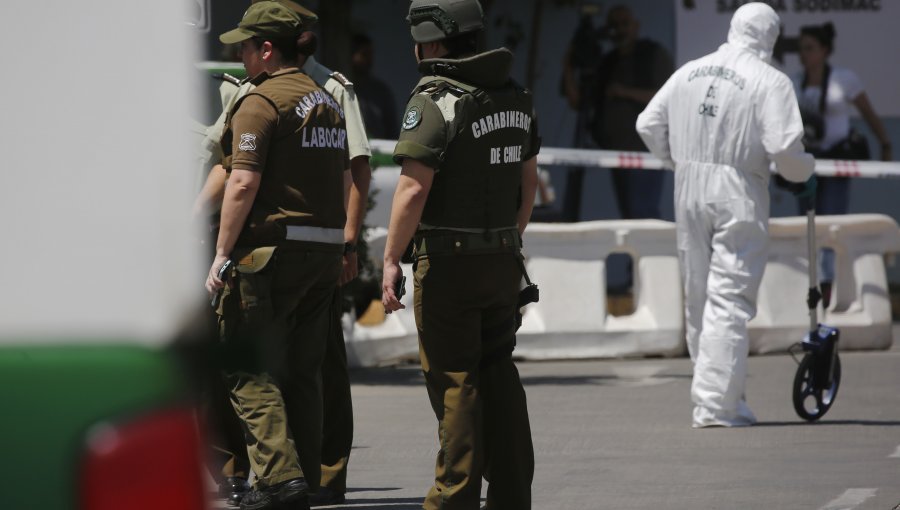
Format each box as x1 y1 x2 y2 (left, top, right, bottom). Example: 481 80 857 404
800 22 836 54
250 35 299 62
297 31 317 57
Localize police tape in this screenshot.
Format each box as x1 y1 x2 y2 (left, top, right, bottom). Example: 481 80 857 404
369 139 900 179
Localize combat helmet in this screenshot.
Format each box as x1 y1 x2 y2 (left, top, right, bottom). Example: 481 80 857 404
407 0 484 43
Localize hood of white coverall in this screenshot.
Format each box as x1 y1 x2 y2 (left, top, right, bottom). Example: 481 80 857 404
726 2 780 63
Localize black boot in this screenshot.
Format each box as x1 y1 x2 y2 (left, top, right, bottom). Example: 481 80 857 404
239 478 310 510
219 477 250 508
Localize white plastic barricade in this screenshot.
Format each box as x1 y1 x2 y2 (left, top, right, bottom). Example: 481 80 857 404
344 267 418 368
750 214 900 353
517 220 684 359
347 215 899 366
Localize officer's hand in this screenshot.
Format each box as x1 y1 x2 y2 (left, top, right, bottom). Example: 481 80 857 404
206 254 229 295
792 174 818 200
340 252 359 286
381 262 405 314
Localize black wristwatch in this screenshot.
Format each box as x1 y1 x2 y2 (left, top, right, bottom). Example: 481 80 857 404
343 242 357 255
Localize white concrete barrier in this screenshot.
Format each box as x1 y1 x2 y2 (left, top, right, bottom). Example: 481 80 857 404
348 221 686 365
344 227 418 367
346 215 898 367
516 220 685 359
344 260 418 368
750 214 900 353
367 167 401 230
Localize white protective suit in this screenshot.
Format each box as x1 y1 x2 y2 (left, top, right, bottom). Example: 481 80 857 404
636 3 814 427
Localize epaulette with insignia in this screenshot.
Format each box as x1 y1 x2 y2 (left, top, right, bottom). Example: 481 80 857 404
330 71 353 87
416 80 466 100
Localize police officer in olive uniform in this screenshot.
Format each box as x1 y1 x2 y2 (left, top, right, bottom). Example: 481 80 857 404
298 42 369 508
381 1 540 508
198 3 370 505
207 3 350 509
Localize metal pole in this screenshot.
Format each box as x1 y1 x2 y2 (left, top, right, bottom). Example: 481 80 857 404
806 204 818 333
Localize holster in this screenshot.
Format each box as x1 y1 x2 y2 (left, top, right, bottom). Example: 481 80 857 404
216 246 279 374
233 246 277 274
514 251 539 331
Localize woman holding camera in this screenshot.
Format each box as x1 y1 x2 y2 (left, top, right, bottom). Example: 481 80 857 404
793 22 892 306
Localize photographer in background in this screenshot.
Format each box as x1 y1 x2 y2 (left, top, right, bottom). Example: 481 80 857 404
561 5 672 222
558 4 604 222
790 22 892 307
562 3 604 149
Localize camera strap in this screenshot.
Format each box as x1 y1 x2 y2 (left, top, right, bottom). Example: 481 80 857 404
802 64 831 115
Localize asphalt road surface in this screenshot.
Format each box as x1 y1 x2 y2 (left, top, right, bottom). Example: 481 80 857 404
213 338 900 510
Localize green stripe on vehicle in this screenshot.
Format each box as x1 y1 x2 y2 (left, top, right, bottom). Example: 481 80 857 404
0 344 186 510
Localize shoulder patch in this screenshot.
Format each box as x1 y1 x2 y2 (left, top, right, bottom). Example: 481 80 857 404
238 133 257 152
329 71 352 87
402 106 423 130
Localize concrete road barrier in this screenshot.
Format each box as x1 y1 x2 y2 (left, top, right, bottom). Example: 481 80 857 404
346 215 898 367
517 220 685 359
751 214 900 352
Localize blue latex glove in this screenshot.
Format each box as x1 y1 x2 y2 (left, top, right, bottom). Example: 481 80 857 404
792 174 818 200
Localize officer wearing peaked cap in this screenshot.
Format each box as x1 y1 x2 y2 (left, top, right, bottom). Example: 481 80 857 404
197 2 370 507
206 2 351 509
382 0 541 508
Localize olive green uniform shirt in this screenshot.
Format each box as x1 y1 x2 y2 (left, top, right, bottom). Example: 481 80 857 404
393 49 541 230
222 68 349 246
201 59 370 174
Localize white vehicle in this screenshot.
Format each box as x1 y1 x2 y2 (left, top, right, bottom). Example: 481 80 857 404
0 2 209 509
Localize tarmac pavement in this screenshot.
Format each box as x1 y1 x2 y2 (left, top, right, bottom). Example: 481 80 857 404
213 336 900 510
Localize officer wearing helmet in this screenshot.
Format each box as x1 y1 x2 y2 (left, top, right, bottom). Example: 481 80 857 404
381 1 540 508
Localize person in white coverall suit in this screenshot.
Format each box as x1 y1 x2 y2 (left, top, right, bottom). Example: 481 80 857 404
636 2 816 428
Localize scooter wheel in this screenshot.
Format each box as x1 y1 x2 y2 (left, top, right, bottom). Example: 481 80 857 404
792 353 841 421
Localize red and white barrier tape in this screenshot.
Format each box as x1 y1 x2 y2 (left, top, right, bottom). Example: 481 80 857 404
370 139 900 179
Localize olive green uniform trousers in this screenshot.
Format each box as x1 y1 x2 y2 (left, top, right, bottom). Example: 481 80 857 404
414 247 534 510
212 279 353 492
207 368 252 480
219 245 341 488
317 287 354 493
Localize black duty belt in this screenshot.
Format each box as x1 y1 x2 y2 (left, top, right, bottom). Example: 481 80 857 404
414 228 521 258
